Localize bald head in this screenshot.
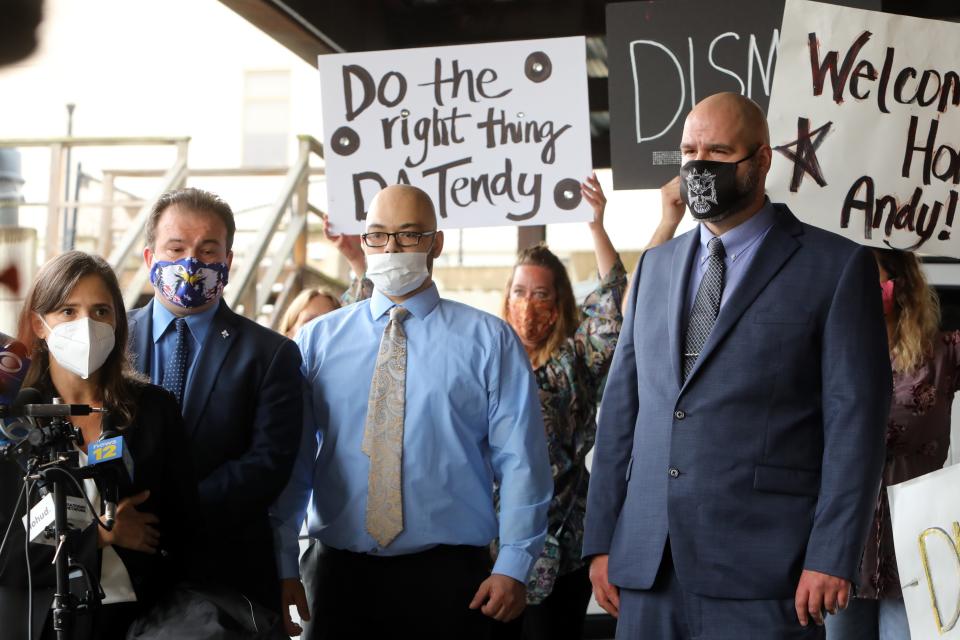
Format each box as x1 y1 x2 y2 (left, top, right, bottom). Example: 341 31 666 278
685 92 769 150
367 184 438 232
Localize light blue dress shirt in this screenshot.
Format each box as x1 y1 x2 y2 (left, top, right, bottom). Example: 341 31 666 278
685 198 778 318
149 301 219 390
270 283 552 583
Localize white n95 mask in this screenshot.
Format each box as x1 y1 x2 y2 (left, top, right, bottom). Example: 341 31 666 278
365 252 430 297
41 316 116 379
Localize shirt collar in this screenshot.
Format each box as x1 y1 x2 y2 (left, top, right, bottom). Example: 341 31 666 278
369 283 440 321
698 197 777 264
151 298 220 346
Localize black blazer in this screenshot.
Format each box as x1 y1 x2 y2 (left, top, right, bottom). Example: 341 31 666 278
127 299 303 611
0 383 199 640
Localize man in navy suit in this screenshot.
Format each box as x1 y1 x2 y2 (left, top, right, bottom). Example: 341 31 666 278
583 93 891 638
128 187 303 614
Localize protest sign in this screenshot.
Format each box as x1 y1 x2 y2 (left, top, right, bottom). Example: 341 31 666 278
889 464 960 638
767 0 960 257
319 37 593 234
606 0 876 190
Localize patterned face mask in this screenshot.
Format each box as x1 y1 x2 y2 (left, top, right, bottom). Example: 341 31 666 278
679 149 758 221
508 297 558 346
150 257 229 309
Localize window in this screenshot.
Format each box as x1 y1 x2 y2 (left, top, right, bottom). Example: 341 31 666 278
242 70 290 166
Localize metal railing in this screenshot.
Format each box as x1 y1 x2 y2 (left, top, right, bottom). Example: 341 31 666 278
0 134 331 328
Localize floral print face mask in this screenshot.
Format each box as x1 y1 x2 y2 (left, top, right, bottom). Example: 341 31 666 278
508 297 558 346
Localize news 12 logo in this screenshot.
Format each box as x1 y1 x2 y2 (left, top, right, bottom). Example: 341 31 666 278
89 437 124 464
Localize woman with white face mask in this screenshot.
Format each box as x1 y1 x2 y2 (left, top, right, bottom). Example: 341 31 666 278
0 251 199 640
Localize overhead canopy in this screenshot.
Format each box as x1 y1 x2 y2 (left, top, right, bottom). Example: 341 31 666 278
218 0 960 169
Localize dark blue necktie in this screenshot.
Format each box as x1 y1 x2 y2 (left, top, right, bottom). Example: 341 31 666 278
162 318 189 406
683 237 726 381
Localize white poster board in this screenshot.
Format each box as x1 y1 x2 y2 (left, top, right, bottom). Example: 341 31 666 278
318 37 593 234
767 0 960 257
888 463 960 638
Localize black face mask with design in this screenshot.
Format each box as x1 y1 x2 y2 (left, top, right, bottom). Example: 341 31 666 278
679 149 758 221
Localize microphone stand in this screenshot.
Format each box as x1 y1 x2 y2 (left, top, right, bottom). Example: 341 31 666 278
28 413 104 640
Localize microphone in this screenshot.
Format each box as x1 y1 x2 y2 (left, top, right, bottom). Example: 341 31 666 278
0 332 31 454
3 388 105 453
87 415 133 530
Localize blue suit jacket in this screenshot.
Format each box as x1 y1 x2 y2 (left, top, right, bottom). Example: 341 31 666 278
583 204 891 599
128 299 303 608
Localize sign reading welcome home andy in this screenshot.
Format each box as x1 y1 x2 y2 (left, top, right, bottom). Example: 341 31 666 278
767 0 960 257
318 37 593 234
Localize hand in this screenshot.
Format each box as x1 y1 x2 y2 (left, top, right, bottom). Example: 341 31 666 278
468 574 526 622
322 215 365 275
280 578 311 636
795 569 851 627
97 490 160 554
660 176 685 227
581 172 607 229
589 554 620 618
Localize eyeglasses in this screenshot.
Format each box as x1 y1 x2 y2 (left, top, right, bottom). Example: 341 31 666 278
361 231 437 248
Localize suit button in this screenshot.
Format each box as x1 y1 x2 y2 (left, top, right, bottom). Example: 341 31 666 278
674 410 686 420
668 467 680 478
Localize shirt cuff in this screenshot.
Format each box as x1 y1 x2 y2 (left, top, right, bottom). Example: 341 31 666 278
272 529 303 580
492 546 536 583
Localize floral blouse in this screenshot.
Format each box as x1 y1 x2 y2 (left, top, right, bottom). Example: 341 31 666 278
534 257 626 575
857 330 960 599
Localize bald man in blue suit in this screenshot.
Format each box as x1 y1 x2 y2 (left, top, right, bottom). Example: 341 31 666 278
583 93 891 639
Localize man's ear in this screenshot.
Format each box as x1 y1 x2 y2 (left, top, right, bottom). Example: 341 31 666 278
757 144 773 175
226 250 234 272
143 246 153 270
431 230 445 259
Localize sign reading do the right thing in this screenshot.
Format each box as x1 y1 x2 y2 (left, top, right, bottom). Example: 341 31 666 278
318 37 593 234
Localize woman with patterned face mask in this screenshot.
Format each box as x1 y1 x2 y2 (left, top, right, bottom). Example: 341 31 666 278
826 249 959 640
486 173 624 640
0 251 199 640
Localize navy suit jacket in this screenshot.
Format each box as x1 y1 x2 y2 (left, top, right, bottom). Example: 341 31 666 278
583 204 891 600
128 299 303 607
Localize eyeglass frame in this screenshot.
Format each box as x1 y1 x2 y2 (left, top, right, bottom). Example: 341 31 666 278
361 230 438 248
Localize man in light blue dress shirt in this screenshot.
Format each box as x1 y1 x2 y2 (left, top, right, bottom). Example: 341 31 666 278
271 185 552 638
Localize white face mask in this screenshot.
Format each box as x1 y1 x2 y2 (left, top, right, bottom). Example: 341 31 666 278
41 316 116 379
365 252 431 297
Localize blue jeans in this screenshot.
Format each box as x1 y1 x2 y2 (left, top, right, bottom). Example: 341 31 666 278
824 597 910 640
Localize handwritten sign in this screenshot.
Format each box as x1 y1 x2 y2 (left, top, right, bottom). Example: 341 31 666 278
767 0 960 257
319 37 593 234
889 464 960 638
606 0 876 190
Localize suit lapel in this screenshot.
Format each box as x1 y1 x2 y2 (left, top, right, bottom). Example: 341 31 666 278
680 206 802 392
667 229 701 391
128 301 153 377
181 299 240 434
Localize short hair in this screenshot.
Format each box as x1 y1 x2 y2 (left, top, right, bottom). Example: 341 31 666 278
145 187 237 252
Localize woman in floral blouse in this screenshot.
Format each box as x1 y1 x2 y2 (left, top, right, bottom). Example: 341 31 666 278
494 172 625 640
827 248 958 640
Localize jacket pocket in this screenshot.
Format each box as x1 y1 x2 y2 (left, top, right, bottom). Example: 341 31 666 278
753 464 820 497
